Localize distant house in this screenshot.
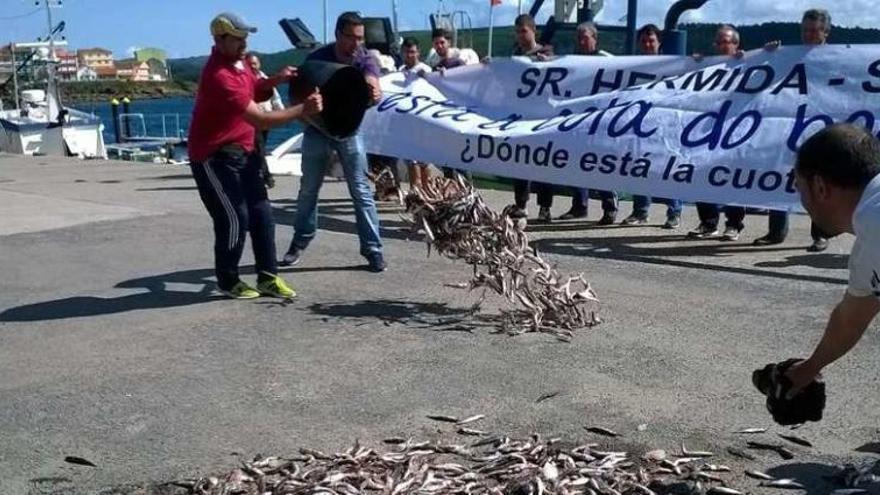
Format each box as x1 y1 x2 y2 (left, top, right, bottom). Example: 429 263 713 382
77 47 114 72
94 66 118 80
77 66 98 81
116 58 150 81
55 48 79 80
145 58 168 81
134 47 166 64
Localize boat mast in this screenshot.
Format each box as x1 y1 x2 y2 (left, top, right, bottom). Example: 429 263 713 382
391 0 399 38
323 0 328 44
43 0 62 120
10 43 20 110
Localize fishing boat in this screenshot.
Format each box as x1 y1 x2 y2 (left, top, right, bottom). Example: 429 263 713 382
0 1 107 159
0 87 106 158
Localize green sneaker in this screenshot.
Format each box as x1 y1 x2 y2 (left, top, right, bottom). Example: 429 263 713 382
219 281 260 300
257 274 297 299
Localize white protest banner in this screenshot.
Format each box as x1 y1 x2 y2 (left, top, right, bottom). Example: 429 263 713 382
362 46 880 211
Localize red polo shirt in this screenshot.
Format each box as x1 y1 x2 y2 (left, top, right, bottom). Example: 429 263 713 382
188 49 263 163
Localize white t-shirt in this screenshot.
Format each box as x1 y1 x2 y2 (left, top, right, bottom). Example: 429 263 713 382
399 61 432 77
848 174 880 298
425 47 480 69
255 71 284 113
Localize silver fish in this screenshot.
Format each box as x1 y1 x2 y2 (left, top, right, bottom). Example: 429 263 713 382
641 450 667 462
426 414 460 423
585 426 619 437
536 391 561 403
456 414 486 425
707 487 744 495
760 478 806 489
735 427 767 434
457 427 488 436
777 433 813 447
700 464 731 472
744 469 774 480
680 443 713 457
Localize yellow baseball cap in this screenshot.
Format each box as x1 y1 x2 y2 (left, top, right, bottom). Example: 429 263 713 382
210 12 257 38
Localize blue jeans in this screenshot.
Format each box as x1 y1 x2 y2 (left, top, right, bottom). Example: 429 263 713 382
291 127 382 257
632 195 682 220
766 211 828 241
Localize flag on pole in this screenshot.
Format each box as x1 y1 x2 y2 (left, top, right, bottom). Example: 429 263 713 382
488 0 498 58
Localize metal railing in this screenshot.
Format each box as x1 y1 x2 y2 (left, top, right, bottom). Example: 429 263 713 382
117 112 187 142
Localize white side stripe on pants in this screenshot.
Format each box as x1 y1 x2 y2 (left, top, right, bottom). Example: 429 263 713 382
204 161 239 251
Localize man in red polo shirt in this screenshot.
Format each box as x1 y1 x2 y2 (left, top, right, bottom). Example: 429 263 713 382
189 12 322 300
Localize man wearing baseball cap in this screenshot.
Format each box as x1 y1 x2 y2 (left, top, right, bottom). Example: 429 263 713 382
188 12 322 300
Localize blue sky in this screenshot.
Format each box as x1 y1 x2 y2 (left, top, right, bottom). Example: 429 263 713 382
3 0 878 59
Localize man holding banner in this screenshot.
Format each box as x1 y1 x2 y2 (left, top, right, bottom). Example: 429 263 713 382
551 21 619 223
687 25 749 241
754 8 835 252
508 14 556 222
621 24 683 229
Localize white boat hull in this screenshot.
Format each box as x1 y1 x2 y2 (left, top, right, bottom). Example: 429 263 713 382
0 108 107 159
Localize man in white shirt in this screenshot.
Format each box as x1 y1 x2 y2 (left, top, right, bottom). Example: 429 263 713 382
246 53 284 188
778 123 880 393
399 37 432 77
398 37 433 189
425 28 480 71
246 53 284 113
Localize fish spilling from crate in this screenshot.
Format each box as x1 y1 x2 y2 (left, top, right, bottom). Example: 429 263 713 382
403 175 600 340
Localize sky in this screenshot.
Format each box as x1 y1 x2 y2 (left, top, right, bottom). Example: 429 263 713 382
2 0 878 59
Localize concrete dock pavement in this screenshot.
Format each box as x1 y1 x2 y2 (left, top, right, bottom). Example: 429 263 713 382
0 153 876 494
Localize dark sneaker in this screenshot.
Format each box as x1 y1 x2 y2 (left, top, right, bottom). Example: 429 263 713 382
366 252 387 272
753 234 785 246
503 205 528 219
537 207 552 223
596 212 617 226
557 209 587 220
662 216 681 229
807 238 829 252
687 223 719 239
721 226 742 241
621 214 648 225
280 247 302 267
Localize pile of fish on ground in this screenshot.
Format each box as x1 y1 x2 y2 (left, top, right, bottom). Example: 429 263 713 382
403 175 600 341
169 419 879 494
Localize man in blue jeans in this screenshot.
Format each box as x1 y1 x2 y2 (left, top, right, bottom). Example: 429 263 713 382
754 8 834 252
281 11 386 272
563 22 618 224
686 25 748 241
621 24 682 229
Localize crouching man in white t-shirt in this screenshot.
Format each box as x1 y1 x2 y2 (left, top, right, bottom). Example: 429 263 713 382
782 123 880 391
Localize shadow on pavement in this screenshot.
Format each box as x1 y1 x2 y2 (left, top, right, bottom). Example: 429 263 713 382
0 268 221 322
136 186 199 192
307 298 486 333
271 197 847 287
534 235 848 286
764 462 847 495
754 253 849 270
